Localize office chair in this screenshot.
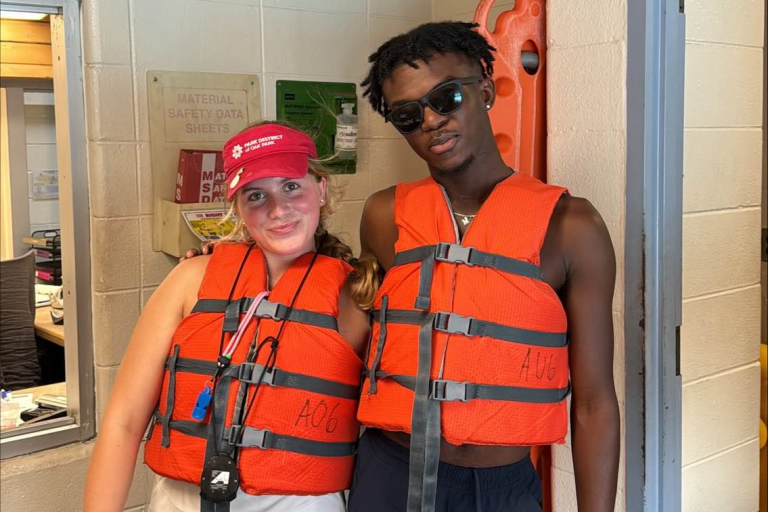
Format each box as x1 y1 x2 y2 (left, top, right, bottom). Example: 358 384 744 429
0 250 42 390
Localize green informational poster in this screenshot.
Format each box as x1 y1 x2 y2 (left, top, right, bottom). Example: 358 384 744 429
276 80 357 174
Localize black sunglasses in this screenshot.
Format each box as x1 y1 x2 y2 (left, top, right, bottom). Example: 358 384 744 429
385 76 483 134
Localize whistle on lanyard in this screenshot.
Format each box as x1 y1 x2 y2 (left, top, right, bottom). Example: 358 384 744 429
192 381 214 421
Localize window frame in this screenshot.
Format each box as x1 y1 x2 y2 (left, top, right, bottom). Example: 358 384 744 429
0 0 94 459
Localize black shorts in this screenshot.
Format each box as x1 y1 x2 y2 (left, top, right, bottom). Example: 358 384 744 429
348 429 542 512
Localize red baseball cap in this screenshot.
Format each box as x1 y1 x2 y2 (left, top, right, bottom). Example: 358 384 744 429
222 124 318 200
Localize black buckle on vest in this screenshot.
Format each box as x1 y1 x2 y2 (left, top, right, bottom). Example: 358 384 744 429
230 427 269 449
237 363 278 386
246 428 269 449
255 300 289 321
434 312 473 336
430 380 469 402
227 424 243 445
435 242 474 266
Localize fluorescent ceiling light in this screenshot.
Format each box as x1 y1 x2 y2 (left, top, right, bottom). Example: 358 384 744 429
0 11 48 20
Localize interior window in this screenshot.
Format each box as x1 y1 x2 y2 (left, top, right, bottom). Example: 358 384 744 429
0 0 94 458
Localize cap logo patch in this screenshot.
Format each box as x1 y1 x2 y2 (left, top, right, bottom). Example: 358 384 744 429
232 144 243 159
242 134 283 154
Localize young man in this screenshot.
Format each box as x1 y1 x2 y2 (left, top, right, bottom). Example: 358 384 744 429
349 22 619 512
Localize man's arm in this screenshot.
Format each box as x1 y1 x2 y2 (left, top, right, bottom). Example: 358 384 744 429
560 197 620 511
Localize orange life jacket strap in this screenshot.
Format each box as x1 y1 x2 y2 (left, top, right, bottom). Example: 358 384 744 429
364 370 571 404
224 426 357 457
367 295 389 394
165 357 361 400
153 413 357 458
156 344 181 448
407 316 441 512
191 297 338 332
372 308 568 348
394 243 543 280
393 242 545 311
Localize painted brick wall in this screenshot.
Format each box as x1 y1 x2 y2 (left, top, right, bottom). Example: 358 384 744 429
545 1 627 511
680 1 764 511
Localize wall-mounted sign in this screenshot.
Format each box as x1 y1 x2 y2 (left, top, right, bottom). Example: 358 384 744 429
182 209 235 241
276 80 357 174
148 71 260 252
161 88 248 142
29 170 58 200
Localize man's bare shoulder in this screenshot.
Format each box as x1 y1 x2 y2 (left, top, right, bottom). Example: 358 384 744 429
363 186 396 221
551 194 614 273
553 194 606 232
361 186 398 269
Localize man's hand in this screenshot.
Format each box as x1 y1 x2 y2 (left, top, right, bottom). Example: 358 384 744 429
178 242 215 263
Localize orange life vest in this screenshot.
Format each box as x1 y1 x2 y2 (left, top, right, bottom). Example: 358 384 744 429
357 173 570 511
359 173 570 444
144 243 362 497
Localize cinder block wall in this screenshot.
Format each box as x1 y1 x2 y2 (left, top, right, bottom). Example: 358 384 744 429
680 1 764 511
545 1 628 511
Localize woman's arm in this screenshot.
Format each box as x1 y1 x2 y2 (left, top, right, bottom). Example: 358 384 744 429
83 256 209 512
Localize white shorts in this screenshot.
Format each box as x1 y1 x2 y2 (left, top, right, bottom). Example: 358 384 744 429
148 475 346 512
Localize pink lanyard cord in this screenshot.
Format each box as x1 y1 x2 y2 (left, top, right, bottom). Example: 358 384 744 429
221 291 269 361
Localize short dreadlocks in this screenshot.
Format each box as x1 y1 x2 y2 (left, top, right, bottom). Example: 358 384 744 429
361 21 496 117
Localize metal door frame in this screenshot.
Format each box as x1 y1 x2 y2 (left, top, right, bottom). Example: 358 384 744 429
625 0 685 510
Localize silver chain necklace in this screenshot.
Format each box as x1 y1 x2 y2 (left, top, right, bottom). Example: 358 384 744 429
453 211 477 226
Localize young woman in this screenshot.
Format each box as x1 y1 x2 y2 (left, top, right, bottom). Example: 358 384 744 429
84 122 375 512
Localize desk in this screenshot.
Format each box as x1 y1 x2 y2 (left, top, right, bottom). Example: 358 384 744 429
22 381 66 402
35 306 65 346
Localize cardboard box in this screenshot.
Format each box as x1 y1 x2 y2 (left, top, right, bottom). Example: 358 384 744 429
175 150 226 203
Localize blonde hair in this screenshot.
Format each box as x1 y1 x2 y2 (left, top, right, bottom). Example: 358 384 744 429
221 119 380 309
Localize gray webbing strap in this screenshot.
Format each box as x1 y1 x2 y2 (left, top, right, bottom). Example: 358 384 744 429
414 256 435 310
169 357 218 375
394 243 544 281
234 363 360 400
213 374 235 456
162 357 360 400
223 426 356 457
156 416 357 458
372 309 568 348
192 297 249 314
365 371 572 404
368 295 388 394
200 499 228 512
229 365 251 441
223 300 241 333
200 373 235 512
407 318 441 512
191 298 338 331
160 344 181 447
391 246 433 310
